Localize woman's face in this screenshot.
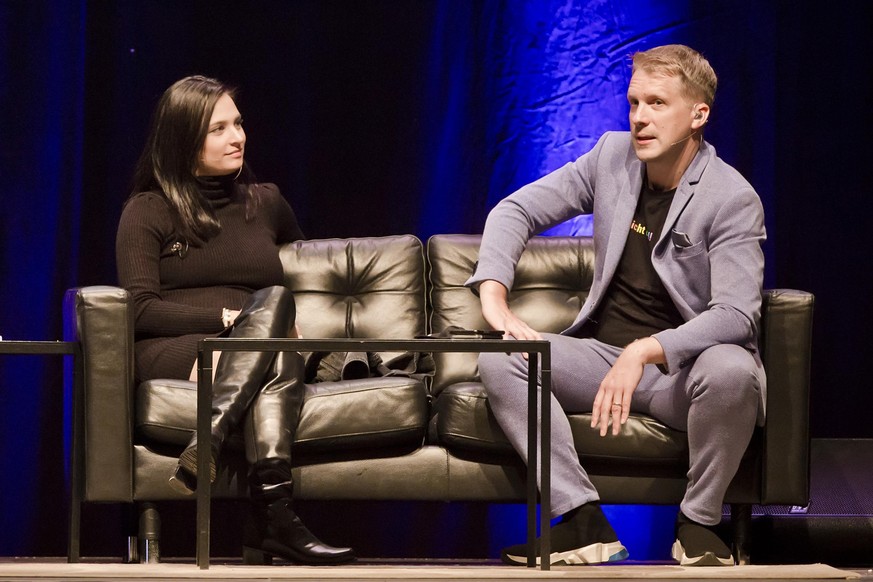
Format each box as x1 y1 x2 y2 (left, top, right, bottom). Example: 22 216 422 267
197 93 245 176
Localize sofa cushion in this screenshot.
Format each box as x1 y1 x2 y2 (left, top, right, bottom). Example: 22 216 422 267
296 377 427 453
434 382 689 466
136 376 428 454
280 234 427 343
432 382 516 456
426 234 594 397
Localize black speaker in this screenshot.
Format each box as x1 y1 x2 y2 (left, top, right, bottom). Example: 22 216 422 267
749 438 873 566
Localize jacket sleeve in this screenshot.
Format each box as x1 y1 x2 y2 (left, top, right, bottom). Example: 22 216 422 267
466 133 611 291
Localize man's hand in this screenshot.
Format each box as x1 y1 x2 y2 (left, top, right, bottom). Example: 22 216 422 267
478 280 542 341
591 337 665 436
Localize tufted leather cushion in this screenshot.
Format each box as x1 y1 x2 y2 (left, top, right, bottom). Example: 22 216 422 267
280 235 427 343
434 382 688 467
427 234 593 396
136 376 428 455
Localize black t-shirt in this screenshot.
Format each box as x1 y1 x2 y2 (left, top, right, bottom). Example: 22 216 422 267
587 183 685 347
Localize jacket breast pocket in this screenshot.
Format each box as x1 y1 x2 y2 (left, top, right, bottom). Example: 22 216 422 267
670 229 706 258
665 231 710 308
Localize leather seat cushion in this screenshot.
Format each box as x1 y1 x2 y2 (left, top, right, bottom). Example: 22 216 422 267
433 382 689 465
136 376 428 454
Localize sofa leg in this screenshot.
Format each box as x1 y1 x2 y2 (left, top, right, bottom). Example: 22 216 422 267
125 535 139 564
730 503 752 565
122 504 138 563
138 502 161 564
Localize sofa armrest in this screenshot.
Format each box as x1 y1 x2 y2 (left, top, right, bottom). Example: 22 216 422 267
63 286 135 502
759 288 814 505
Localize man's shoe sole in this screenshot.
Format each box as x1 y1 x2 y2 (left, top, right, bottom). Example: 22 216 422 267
503 541 628 566
671 539 734 566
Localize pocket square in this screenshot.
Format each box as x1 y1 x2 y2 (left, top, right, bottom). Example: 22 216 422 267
670 229 694 248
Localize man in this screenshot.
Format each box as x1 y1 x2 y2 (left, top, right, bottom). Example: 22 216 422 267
468 45 765 567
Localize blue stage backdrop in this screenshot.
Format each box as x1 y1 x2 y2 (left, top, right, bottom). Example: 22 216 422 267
0 0 86 557
415 0 775 245
4 0 871 562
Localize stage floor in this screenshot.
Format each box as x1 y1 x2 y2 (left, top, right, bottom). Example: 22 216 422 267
0 558 866 582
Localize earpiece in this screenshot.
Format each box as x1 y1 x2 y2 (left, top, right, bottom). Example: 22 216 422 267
670 107 708 146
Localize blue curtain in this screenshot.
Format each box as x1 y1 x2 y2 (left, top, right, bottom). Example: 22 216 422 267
416 1 775 242
0 0 85 556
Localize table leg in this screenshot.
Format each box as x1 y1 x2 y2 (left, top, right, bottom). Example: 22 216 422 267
67 347 84 563
196 350 213 570
540 349 551 571
526 353 539 568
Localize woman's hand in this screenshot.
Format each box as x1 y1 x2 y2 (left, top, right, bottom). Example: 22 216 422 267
222 308 241 328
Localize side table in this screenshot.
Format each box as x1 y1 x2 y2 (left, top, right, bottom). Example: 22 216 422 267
0 341 83 563
195 337 552 570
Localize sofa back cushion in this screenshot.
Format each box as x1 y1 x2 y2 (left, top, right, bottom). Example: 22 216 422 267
427 234 594 396
279 235 427 342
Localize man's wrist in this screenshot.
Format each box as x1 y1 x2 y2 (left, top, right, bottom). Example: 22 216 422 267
625 337 666 365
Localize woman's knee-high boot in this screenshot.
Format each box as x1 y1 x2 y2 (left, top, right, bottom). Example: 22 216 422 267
243 350 305 466
169 286 295 494
241 351 355 565
243 460 355 565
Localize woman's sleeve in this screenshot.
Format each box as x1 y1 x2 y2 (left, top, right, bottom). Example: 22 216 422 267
261 184 305 243
116 195 225 337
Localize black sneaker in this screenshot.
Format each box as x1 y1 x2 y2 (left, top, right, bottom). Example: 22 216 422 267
501 503 628 566
671 512 734 566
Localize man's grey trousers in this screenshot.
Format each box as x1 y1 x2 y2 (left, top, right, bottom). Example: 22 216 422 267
478 333 764 526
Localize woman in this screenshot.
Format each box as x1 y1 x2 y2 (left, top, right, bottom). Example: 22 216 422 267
116 75 354 565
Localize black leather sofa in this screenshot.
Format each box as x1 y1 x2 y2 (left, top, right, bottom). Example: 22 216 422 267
64 234 814 563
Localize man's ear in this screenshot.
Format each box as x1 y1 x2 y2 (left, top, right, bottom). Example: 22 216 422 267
692 103 710 129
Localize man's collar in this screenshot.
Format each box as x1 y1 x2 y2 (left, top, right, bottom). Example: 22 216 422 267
681 140 712 186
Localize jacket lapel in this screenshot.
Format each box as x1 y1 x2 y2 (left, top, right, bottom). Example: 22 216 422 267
657 142 712 246
600 155 645 290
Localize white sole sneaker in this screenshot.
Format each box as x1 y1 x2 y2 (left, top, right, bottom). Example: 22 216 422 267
671 539 734 566
504 541 629 566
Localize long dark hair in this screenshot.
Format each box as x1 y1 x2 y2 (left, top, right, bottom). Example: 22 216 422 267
130 75 256 242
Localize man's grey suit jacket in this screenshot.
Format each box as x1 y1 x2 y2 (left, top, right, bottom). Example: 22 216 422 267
468 131 767 408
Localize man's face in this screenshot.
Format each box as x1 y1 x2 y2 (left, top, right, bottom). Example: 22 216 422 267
626 70 699 166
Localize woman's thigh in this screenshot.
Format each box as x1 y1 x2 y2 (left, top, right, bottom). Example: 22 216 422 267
136 333 211 382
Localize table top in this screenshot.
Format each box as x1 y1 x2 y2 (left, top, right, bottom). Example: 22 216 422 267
0 340 78 355
199 337 550 354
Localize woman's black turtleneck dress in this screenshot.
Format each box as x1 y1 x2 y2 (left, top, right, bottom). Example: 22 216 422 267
116 177 305 383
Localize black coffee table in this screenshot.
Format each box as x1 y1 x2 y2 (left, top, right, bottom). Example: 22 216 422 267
194 337 552 570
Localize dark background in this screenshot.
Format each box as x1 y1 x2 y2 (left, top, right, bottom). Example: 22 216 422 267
1 0 871 559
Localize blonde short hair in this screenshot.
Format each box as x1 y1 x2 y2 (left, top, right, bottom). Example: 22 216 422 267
632 45 717 106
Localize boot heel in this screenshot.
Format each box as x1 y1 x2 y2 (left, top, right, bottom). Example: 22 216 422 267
179 443 217 483
243 546 273 565
167 466 196 496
